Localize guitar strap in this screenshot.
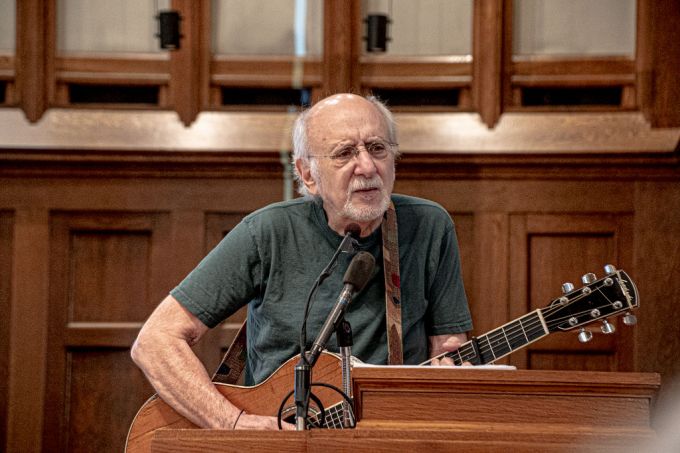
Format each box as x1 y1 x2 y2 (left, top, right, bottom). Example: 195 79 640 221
381 201 404 365
212 201 404 383
212 320 248 384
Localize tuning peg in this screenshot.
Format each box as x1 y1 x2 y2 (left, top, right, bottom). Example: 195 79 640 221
581 273 597 284
578 328 593 343
604 264 617 274
561 282 575 294
623 312 637 326
601 319 616 334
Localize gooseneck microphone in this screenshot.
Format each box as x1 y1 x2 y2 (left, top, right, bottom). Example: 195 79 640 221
306 251 376 366
294 229 368 431
299 223 361 360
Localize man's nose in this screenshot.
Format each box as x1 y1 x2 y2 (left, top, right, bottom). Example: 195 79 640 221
353 148 378 176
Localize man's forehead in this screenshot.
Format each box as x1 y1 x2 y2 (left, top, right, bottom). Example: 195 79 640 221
307 94 381 126
313 93 360 109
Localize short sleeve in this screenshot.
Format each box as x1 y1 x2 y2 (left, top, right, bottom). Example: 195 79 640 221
170 219 262 328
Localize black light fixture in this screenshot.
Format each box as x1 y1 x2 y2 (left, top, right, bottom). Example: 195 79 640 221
156 10 182 50
364 0 392 53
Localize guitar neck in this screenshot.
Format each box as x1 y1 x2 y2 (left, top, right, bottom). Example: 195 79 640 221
443 309 550 365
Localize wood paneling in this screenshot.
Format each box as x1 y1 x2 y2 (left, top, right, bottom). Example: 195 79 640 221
0 146 678 452
6 209 50 453
0 212 13 450
637 0 680 127
44 212 172 452
634 182 680 405
509 214 635 371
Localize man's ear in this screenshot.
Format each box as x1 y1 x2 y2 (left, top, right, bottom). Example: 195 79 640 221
295 159 318 195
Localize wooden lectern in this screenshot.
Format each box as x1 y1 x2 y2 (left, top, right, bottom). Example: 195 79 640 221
150 367 660 452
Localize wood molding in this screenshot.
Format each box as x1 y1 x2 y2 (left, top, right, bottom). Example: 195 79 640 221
15 0 48 122
636 0 680 127
0 109 677 157
473 0 504 128
323 0 359 94
360 57 472 89
210 56 322 88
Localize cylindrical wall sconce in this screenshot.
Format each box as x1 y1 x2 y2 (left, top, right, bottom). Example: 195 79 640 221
365 14 390 52
157 10 181 50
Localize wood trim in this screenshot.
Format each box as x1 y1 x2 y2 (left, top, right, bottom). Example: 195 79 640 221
473 0 504 128
512 57 635 76
15 0 48 122
360 58 472 89
510 57 636 89
210 56 322 88
636 0 680 127
170 0 204 126
6 209 49 453
0 109 677 155
323 0 359 94
199 0 211 109
0 54 14 79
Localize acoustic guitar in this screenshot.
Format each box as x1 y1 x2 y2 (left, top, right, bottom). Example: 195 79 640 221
125 266 638 452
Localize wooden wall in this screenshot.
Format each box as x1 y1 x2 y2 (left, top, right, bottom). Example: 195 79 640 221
1 111 679 452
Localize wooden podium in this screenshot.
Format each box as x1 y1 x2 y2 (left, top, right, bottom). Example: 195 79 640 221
150 367 660 452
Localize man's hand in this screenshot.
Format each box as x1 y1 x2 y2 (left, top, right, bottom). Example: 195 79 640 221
234 413 295 430
428 333 470 366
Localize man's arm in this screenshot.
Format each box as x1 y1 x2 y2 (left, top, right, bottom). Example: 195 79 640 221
428 333 468 366
131 294 292 430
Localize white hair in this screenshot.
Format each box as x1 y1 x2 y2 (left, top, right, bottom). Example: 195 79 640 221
291 95 398 197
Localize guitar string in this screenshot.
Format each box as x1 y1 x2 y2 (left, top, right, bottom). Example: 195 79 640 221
473 296 621 360
442 285 625 364
316 286 626 426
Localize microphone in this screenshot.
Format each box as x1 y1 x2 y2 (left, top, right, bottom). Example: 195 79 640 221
337 223 361 254
307 251 375 366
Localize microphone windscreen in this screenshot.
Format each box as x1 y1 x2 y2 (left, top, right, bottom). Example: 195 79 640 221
343 251 375 291
344 223 361 239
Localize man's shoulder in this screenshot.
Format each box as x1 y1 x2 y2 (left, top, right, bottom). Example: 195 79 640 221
392 194 448 215
244 197 315 224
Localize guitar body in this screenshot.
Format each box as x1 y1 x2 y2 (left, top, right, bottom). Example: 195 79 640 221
125 352 343 453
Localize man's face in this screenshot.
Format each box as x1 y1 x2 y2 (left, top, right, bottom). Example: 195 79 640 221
301 94 396 233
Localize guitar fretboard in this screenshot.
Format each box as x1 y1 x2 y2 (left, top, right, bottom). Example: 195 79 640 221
443 310 549 365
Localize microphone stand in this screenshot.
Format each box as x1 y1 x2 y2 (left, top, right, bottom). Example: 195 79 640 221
336 318 354 428
294 228 359 430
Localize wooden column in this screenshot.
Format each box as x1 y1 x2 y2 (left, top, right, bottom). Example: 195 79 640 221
637 0 680 128
323 0 360 95
170 0 206 126
15 0 49 123
473 0 505 128
6 209 50 453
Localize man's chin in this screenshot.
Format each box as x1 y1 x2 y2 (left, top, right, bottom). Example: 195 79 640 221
344 200 389 223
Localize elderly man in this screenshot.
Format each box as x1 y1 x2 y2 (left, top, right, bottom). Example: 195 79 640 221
131 93 472 430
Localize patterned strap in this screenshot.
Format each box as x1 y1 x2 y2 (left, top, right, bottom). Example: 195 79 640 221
381 201 403 365
212 203 405 381
212 320 248 384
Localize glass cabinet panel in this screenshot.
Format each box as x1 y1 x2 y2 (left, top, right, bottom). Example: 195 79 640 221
212 0 323 56
513 0 636 56
57 0 166 53
0 0 15 52
361 0 472 56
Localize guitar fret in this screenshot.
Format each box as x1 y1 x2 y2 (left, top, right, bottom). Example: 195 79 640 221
518 318 530 342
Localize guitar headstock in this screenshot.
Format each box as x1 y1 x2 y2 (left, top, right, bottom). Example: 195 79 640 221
542 265 639 342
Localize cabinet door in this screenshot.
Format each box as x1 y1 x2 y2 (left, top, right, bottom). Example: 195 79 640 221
508 213 636 371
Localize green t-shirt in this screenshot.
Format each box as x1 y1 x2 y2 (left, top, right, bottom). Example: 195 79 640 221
171 194 472 385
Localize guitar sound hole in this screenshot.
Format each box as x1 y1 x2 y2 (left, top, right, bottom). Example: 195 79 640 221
280 405 324 428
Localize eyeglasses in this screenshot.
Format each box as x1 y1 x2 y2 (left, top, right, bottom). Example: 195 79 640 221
309 139 398 166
